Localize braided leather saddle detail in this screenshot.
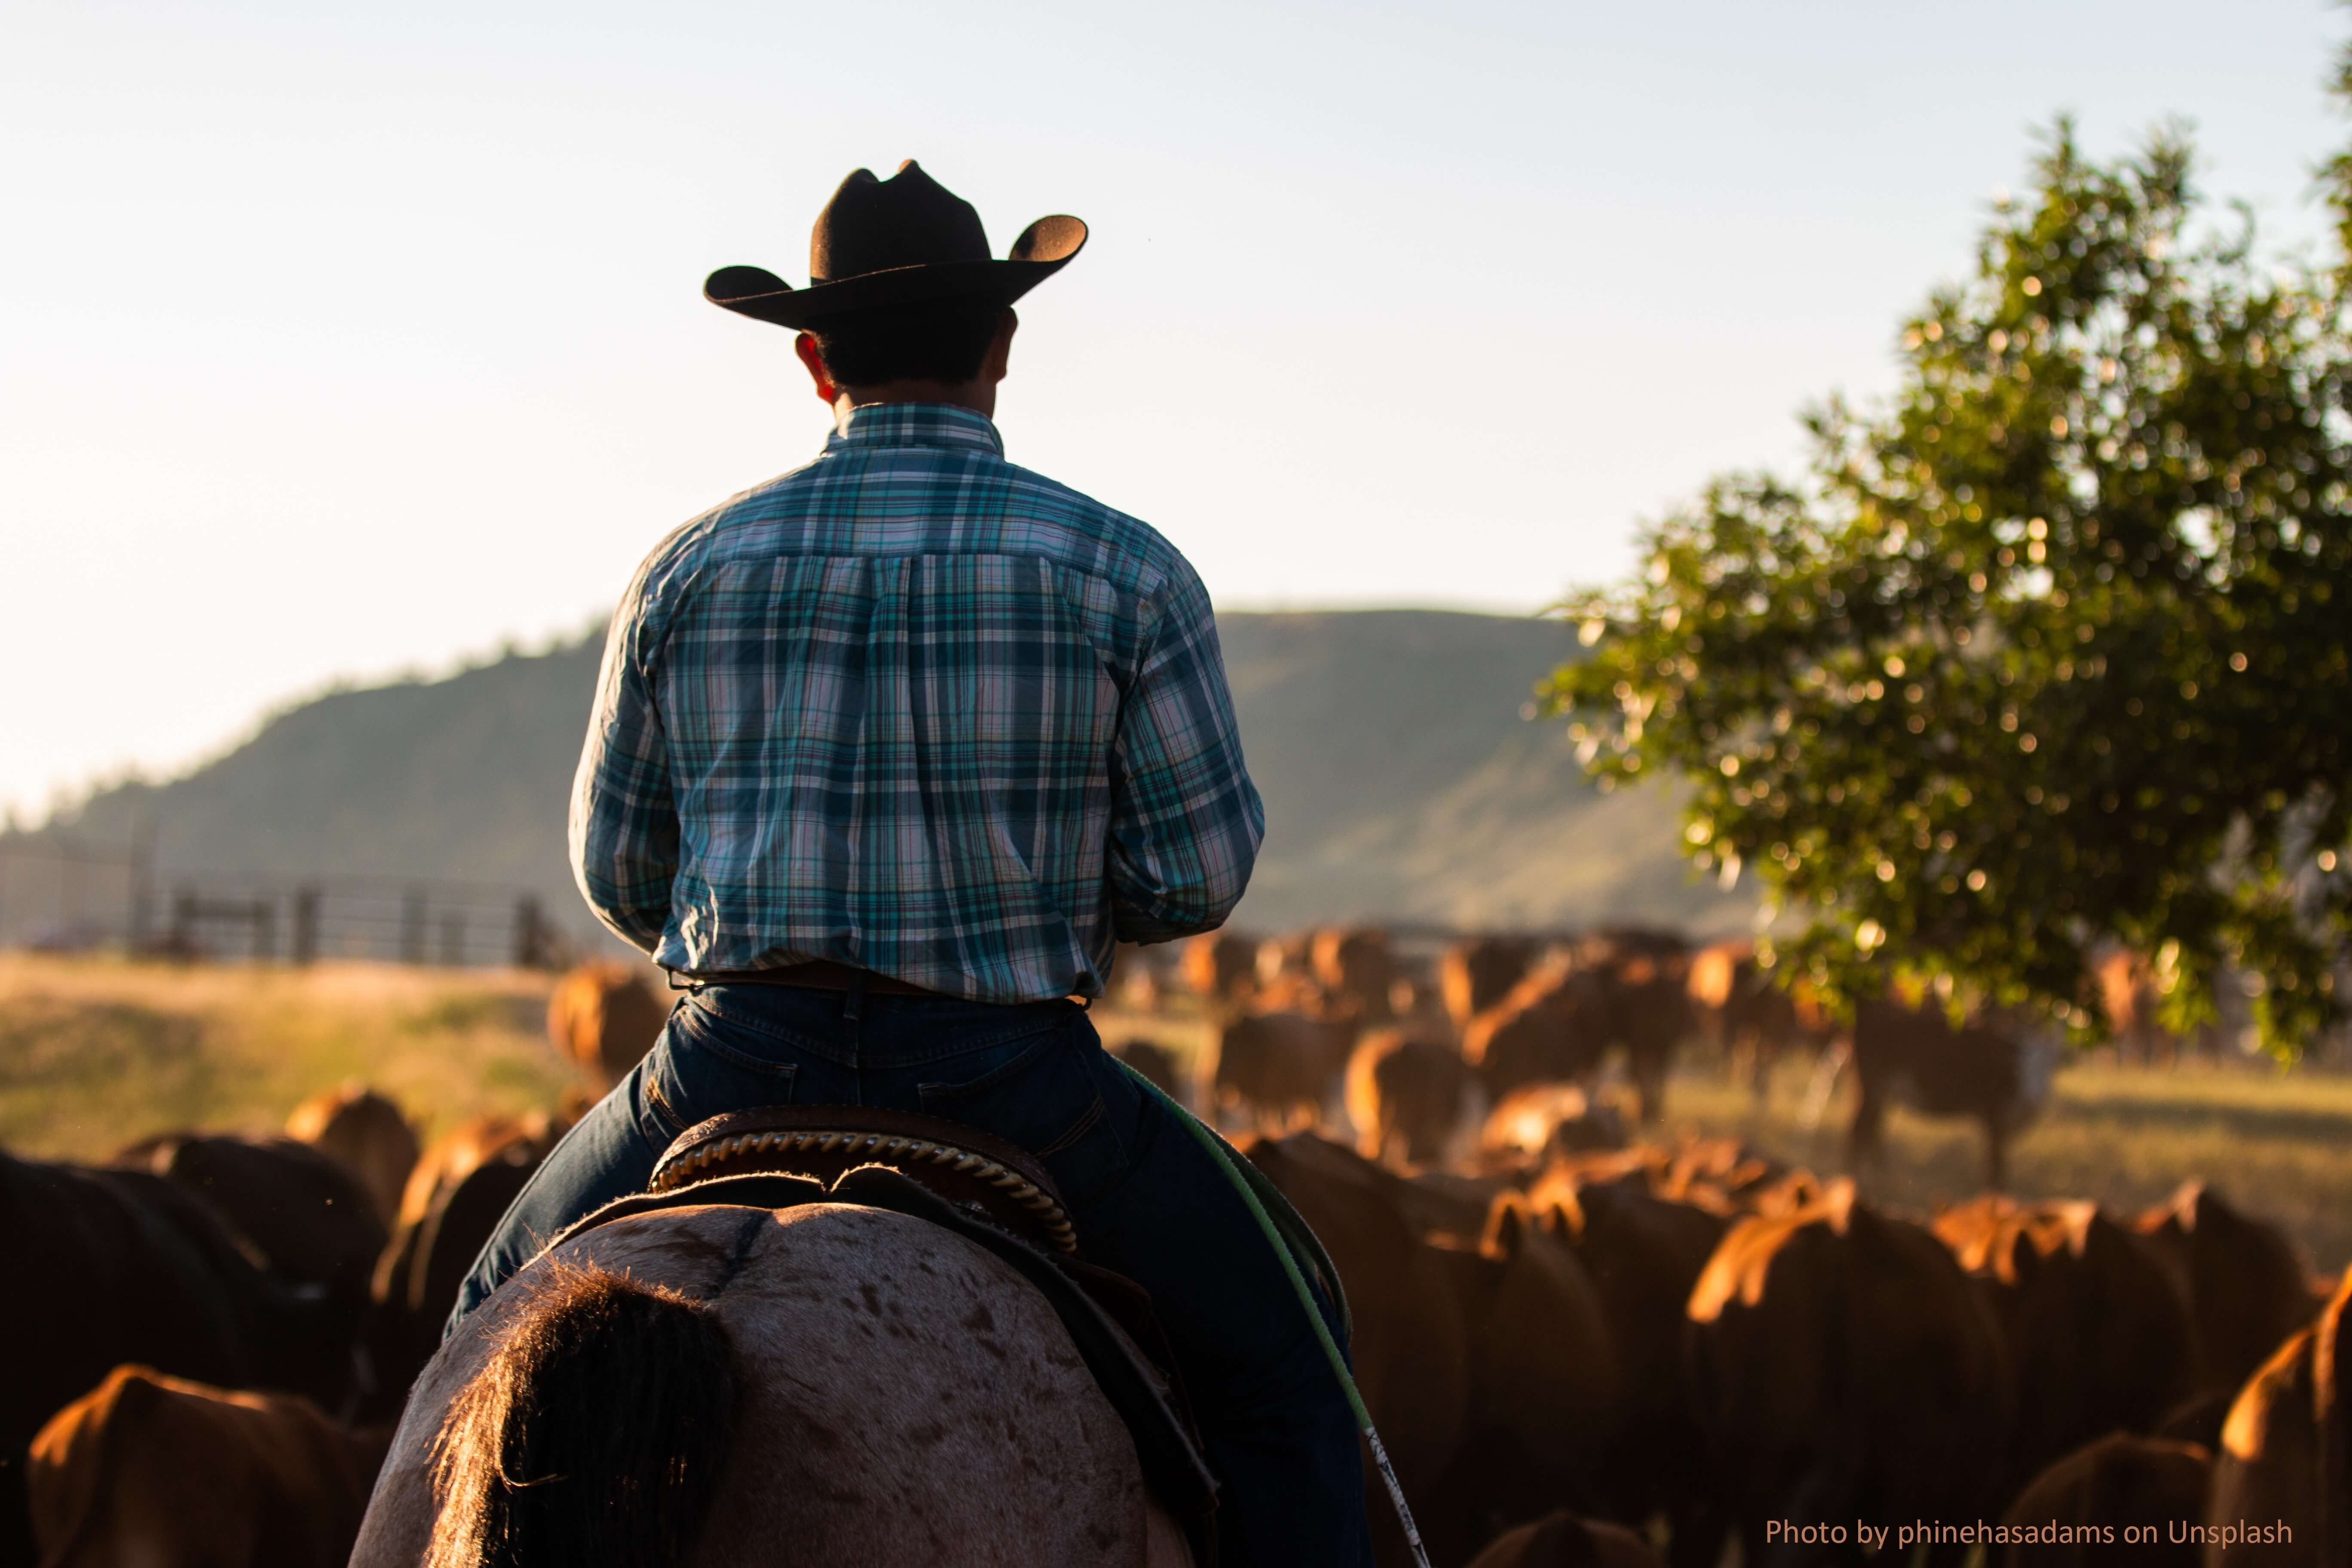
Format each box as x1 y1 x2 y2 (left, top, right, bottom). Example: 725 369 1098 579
650 1106 1076 1254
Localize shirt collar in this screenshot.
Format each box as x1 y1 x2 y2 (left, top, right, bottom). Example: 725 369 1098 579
827 401 1005 458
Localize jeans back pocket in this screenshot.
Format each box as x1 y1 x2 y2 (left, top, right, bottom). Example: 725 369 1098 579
918 1024 1131 1210
640 999 802 1148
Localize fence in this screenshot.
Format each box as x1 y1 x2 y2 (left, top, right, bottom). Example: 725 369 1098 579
0 834 570 969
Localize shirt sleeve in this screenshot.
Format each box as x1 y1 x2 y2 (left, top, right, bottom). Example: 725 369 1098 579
1106 564 1264 942
569 576 680 953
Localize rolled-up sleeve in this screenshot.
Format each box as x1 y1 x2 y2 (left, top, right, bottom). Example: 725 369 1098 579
1107 565 1264 942
569 583 679 953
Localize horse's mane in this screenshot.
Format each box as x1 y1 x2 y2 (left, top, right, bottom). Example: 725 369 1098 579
426 1261 737 1568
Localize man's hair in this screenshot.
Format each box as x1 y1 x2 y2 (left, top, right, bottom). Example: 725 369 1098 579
808 298 1005 386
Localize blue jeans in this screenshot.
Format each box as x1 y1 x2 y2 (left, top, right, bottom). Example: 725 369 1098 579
452 982 1373 1567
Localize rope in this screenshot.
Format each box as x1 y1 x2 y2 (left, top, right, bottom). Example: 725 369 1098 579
1112 1058 1433 1568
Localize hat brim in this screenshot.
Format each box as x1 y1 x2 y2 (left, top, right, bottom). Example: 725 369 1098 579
707 214 1085 329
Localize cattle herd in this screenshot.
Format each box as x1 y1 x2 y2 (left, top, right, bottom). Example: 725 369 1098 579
0 941 2342 1567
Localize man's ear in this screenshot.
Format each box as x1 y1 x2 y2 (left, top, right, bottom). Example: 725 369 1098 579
794 332 839 405
983 309 1019 382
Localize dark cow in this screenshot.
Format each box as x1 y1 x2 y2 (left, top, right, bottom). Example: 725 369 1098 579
0 1152 352 1461
1417 1196 1621 1561
1534 1169 1731 1568
1687 1179 2011 1567
1933 1195 2198 1496
282 1084 420 1230
2134 1181 2316 1397
1441 937 1540 1035
1243 1134 1473 1568
1466 1513 1668 1568
112 1134 387 1320
1211 1010 1357 1131
26 1364 387 1568
1848 995 2051 1190
2002 1433 2212 1568
2203 1268 2349 1567
1347 1029 1479 1167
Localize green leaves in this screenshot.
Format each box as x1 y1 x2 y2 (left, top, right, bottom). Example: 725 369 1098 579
1547 120 2352 1057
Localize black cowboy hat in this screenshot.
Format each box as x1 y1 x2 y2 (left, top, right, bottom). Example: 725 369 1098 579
705 161 1086 330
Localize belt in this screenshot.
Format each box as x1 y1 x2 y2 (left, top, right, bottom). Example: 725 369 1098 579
681 959 943 998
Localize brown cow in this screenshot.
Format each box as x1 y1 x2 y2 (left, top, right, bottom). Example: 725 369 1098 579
0 1151 354 1462
1211 1010 1357 1131
1580 931 1694 1123
2001 1433 2212 1568
1477 1084 1627 1170
1109 939 1170 1010
1848 995 2052 1189
1687 938 1831 1105
544 959 669 1090
1466 1513 1667 1568
1934 1195 2198 1496
1463 959 1611 1100
282 1084 420 1230
1442 936 1540 1034
1538 1171 1731 1568
27 1364 386 1568
1314 927 1401 1022
1243 1134 1473 1568
2135 1181 2316 1397
2091 948 2203 1067
363 1112 570 1418
1180 930 1259 1004
2202 1268 2349 1567
1465 943 1691 1123
1687 1179 2011 1568
1348 1029 1479 1167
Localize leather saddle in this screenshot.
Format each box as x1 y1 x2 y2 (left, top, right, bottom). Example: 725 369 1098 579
547 1106 1218 1566
648 1105 1077 1253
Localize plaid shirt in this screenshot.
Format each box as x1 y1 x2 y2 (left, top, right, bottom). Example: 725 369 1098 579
570 401 1263 1002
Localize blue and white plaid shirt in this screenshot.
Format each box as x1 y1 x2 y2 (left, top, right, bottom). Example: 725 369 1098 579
570 402 1263 1002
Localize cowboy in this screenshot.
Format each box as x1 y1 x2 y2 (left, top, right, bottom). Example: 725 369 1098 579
452 162 1372 1563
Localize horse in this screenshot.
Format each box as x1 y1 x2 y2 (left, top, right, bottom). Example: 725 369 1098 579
349 1160 1201 1567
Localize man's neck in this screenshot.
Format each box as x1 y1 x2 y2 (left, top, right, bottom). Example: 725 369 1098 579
834 381 996 420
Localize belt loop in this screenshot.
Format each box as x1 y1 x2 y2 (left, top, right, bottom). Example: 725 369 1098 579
843 969 866 1024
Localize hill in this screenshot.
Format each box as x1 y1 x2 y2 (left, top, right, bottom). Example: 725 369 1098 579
26 610 1752 946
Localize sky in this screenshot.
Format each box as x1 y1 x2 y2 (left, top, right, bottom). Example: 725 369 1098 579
6 0 2349 822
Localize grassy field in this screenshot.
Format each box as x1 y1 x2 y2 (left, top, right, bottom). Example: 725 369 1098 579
6 956 2348 1275
0 953 577 1158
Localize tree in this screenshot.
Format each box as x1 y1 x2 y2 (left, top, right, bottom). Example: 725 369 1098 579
1546 119 2352 1055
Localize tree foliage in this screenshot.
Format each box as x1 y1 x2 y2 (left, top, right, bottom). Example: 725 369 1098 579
1546 120 2352 1054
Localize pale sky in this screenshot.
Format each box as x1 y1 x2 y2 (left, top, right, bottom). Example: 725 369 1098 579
6 0 2348 821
